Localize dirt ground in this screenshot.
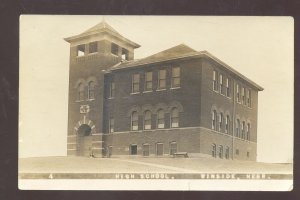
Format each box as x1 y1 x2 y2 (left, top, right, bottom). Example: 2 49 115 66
19 156 292 174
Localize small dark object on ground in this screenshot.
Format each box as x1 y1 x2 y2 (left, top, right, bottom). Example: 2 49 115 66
173 152 189 158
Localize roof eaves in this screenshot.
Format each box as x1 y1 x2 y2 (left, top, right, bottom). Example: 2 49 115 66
203 51 264 91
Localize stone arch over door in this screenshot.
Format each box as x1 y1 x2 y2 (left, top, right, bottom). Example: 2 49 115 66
73 118 96 157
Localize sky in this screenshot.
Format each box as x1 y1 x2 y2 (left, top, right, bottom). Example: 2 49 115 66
19 16 293 163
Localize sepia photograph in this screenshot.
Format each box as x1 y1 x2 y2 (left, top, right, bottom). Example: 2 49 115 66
19 15 293 190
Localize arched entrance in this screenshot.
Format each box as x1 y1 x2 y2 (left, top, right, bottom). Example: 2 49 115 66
77 124 93 156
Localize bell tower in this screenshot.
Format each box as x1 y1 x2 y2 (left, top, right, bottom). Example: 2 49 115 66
64 20 140 157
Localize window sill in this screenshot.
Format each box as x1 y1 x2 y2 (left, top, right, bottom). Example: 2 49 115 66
108 97 115 100
170 87 181 90
143 90 153 93
87 98 95 101
156 89 166 92
130 92 140 95
75 100 85 103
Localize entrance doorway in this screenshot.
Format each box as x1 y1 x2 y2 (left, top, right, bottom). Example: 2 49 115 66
156 143 163 156
77 124 93 157
130 144 137 155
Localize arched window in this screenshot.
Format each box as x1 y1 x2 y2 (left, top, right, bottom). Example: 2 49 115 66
88 81 95 100
236 119 240 137
212 144 216 158
157 109 165 129
212 110 217 130
131 111 139 131
241 121 245 139
219 145 223 159
225 146 230 159
219 113 223 132
247 123 251 140
144 110 152 130
225 115 230 134
78 83 84 101
171 108 179 128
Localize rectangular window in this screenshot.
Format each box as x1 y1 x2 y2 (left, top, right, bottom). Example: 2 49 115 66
89 42 98 53
156 143 164 156
247 151 250 158
241 87 245 105
247 89 252 107
236 84 240 103
157 109 165 129
77 44 85 56
144 72 153 91
226 78 230 97
219 74 224 94
158 69 166 89
213 70 218 91
170 142 177 155
109 118 114 133
143 144 150 156
122 48 129 60
225 147 230 159
171 67 180 88
109 82 115 98
132 74 140 93
236 149 239 155
219 113 223 132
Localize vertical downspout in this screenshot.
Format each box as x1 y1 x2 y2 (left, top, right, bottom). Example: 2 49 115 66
232 79 236 160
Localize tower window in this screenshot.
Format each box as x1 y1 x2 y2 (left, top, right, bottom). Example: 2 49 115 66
77 44 85 57
145 72 153 91
171 108 179 128
78 83 84 101
89 42 98 53
157 109 165 129
144 110 152 130
88 81 95 100
171 67 180 88
111 43 118 56
131 111 139 131
132 73 140 93
158 69 166 89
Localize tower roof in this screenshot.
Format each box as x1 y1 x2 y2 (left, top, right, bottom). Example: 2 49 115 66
64 20 140 48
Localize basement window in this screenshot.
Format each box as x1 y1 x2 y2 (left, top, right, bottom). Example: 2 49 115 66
89 42 98 53
77 44 85 56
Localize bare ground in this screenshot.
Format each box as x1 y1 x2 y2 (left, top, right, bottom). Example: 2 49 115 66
19 156 292 174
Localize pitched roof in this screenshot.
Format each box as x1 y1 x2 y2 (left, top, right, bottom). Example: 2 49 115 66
110 44 263 91
64 21 140 48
